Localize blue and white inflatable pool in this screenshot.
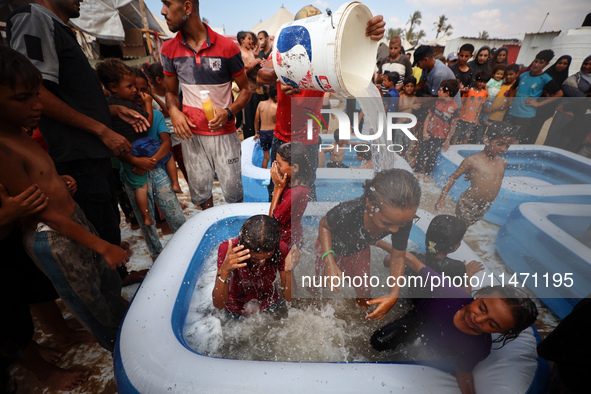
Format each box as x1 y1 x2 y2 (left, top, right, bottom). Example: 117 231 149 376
114 203 542 393
496 202 591 319
432 145 591 225
241 135 413 202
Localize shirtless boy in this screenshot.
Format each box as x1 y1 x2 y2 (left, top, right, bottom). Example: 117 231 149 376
254 84 278 169
435 122 516 226
0 47 128 353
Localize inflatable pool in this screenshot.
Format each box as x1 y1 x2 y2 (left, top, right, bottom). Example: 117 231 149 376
496 202 591 319
115 203 541 393
432 145 591 225
241 135 413 202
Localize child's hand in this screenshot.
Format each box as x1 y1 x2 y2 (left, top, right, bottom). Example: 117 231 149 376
60 175 77 196
465 260 484 277
220 240 249 275
141 91 152 104
102 244 129 270
254 132 259 141
0 183 47 221
285 245 301 272
442 141 450 152
366 296 397 321
422 132 430 141
435 197 445 212
270 162 287 189
412 103 422 110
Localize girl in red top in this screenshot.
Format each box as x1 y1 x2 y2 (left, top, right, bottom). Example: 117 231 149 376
213 215 300 316
269 142 312 248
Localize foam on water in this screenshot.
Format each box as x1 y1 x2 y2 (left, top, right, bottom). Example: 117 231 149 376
183 229 433 363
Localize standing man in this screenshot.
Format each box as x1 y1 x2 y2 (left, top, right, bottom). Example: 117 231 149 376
161 0 251 210
7 0 148 274
414 45 458 98
375 36 412 86
257 30 273 61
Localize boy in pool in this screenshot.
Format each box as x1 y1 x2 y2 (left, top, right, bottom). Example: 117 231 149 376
213 215 300 317
435 122 517 227
0 47 128 352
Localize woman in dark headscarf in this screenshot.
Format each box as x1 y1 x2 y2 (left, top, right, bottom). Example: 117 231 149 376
545 55 572 86
489 47 509 69
562 55 591 97
468 45 492 75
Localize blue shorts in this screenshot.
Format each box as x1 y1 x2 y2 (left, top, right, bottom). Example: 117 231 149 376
259 130 274 151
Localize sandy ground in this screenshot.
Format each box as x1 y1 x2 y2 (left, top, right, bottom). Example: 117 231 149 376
10 168 560 393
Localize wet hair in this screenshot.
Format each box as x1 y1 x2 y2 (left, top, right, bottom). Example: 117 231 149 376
268 84 278 100
356 145 372 161
248 31 257 42
474 286 538 347
363 169 421 210
403 76 417 86
459 43 474 54
486 121 516 140
258 30 269 38
491 65 506 76
238 215 281 264
474 70 491 83
276 142 312 183
384 72 400 84
0 46 41 90
237 31 248 45
535 49 554 63
440 79 460 97
333 128 341 143
96 58 134 92
425 215 467 255
506 64 520 74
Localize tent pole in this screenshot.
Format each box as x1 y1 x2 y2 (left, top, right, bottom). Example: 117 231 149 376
138 0 153 57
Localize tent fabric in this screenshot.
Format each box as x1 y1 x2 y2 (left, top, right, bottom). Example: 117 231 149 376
71 0 167 42
250 6 294 37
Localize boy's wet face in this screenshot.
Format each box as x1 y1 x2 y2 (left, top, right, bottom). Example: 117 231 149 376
112 74 137 101
458 50 472 65
485 136 513 157
248 249 275 265
455 295 516 335
0 79 43 129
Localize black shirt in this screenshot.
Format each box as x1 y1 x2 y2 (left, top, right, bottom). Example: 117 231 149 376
326 197 412 257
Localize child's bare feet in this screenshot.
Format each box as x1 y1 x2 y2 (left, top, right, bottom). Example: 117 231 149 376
44 368 90 391
156 220 173 235
37 346 63 364
180 202 189 210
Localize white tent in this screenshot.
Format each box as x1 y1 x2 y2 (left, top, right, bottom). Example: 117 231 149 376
71 0 169 43
251 6 294 37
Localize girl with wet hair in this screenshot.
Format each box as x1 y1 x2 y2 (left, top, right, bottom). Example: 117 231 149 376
372 251 538 394
213 215 300 317
315 169 421 321
269 142 311 248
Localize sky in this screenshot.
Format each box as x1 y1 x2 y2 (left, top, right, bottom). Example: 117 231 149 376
145 0 589 41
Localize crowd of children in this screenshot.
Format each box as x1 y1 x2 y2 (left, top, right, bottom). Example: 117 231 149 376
2 4 590 391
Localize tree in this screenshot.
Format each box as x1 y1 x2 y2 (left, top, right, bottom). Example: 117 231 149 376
387 27 405 40
434 14 453 39
406 10 422 32
478 30 490 39
406 28 426 46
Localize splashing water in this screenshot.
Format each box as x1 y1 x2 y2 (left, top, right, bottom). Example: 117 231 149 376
183 229 433 363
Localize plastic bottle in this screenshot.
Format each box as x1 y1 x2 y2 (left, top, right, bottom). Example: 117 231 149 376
200 90 215 122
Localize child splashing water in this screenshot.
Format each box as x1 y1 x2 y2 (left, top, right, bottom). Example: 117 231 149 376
371 252 538 394
96 59 175 226
212 215 300 317
316 169 421 321
269 142 311 248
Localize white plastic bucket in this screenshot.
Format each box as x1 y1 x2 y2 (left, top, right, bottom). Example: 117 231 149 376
272 1 378 98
